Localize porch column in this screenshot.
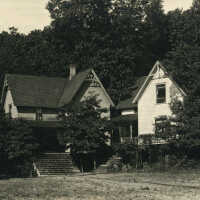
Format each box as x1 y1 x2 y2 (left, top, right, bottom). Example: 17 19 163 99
119 127 122 143
130 124 133 140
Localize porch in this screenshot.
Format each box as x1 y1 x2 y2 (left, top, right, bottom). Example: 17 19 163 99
111 114 168 146
111 114 138 144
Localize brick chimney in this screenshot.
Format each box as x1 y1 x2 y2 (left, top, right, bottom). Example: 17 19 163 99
69 64 76 80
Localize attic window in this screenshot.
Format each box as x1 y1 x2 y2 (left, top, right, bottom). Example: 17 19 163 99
36 109 43 121
156 84 166 103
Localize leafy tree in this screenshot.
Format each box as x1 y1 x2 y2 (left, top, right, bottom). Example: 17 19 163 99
46 0 152 103
163 43 200 93
143 0 170 62
58 95 112 172
167 0 200 49
0 114 39 177
0 0 172 104
153 93 200 166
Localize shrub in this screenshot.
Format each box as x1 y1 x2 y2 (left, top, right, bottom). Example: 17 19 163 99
0 115 40 177
113 142 137 168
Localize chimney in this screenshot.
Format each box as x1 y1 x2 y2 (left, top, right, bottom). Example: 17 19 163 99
69 64 76 80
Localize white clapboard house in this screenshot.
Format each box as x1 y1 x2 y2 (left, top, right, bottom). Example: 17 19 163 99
115 61 186 145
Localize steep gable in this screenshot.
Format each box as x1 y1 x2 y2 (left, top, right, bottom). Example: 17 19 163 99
132 61 186 104
137 61 186 135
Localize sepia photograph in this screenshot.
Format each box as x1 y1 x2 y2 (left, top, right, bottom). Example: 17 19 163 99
0 0 200 199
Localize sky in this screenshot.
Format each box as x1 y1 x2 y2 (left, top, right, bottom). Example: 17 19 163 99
0 0 194 34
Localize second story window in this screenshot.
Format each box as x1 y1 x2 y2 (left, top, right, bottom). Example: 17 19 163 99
36 108 43 121
156 84 166 104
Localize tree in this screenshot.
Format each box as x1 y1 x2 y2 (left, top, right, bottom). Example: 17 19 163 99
0 113 40 177
58 95 112 172
143 0 170 61
153 92 200 167
163 43 200 93
167 1 200 50
46 0 152 103
160 2 200 165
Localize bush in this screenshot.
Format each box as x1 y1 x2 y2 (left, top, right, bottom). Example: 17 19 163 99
113 142 137 168
0 116 40 177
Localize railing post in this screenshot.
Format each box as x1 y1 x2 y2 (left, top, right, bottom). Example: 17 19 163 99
33 162 40 177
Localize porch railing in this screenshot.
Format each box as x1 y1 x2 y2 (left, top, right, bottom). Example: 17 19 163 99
120 135 169 145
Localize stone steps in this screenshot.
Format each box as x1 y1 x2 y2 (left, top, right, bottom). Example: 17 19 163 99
34 153 75 176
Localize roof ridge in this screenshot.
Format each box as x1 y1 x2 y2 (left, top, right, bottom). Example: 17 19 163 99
5 73 68 80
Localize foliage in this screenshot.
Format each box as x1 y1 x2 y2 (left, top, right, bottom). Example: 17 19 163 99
0 113 39 177
113 142 137 167
143 0 170 62
0 0 173 104
58 95 112 171
153 95 200 162
157 0 200 163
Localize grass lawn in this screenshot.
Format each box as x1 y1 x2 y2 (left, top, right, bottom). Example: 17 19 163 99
0 171 200 200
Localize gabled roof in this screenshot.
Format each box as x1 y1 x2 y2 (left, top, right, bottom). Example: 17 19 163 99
5 74 67 108
117 61 186 110
3 68 114 108
132 61 186 104
58 69 91 107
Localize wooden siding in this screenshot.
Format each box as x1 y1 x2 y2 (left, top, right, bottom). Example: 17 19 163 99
4 89 18 118
138 66 183 135
81 85 111 119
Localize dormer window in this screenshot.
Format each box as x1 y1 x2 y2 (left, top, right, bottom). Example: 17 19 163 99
156 84 166 104
36 108 43 121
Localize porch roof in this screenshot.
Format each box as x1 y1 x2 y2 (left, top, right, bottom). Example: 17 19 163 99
111 114 137 124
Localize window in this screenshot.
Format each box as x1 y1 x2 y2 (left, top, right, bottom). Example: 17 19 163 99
36 108 43 121
156 84 166 103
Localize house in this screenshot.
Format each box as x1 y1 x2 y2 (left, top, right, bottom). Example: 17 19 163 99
0 65 114 175
115 61 186 145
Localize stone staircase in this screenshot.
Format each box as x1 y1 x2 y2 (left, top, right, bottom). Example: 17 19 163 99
33 153 77 176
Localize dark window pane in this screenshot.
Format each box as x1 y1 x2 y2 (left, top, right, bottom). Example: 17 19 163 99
156 84 166 103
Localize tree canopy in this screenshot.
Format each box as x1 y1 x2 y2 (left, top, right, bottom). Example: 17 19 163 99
0 0 199 103
0 0 169 103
